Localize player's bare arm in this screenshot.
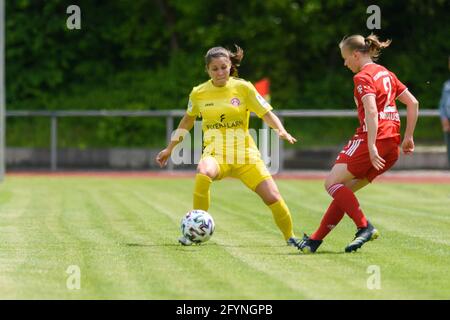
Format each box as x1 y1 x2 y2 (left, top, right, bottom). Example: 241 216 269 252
156 113 196 167
397 90 419 154
262 111 297 144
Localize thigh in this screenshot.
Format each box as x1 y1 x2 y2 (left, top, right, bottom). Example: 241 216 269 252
325 163 356 189
366 138 400 182
234 159 272 191
335 138 373 180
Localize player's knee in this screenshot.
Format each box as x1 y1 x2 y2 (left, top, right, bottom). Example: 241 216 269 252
197 163 216 179
324 179 333 191
266 190 281 205
197 167 212 178
255 181 281 205
273 189 281 200
325 179 342 192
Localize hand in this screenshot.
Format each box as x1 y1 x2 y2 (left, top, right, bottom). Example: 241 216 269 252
156 148 172 168
277 130 297 144
442 118 450 132
401 136 415 155
368 145 385 171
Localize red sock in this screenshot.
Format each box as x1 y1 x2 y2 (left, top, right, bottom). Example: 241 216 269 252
311 200 345 240
327 184 368 229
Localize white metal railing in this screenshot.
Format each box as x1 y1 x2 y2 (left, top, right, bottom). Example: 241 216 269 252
6 109 440 170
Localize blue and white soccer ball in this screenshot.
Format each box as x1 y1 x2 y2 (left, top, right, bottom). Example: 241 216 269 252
180 210 215 244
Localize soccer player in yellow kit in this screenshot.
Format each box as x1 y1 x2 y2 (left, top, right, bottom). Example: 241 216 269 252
156 46 302 248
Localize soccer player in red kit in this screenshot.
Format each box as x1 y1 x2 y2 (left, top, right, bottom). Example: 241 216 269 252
299 34 419 253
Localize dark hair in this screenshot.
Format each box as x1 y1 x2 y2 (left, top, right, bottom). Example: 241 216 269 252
339 33 391 61
204 45 244 77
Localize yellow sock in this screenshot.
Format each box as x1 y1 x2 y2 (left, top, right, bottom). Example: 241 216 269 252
268 199 295 241
193 173 212 211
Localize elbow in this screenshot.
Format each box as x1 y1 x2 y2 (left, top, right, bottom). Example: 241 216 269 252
366 110 378 119
410 97 419 110
364 104 378 119
264 110 274 118
263 111 275 122
404 100 419 114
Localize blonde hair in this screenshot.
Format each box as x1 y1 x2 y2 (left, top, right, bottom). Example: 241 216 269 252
205 45 244 77
339 34 391 61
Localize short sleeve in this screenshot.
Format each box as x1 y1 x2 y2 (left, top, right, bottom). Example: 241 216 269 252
246 82 273 118
390 72 408 98
353 74 376 101
186 91 199 117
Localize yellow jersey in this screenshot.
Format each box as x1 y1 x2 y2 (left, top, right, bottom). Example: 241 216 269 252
186 77 273 164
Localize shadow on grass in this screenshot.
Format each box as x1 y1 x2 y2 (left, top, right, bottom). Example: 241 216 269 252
123 243 351 256
300 250 347 255
125 242 276 248
123 242 181 247
218 244 282 248
123 242 220 249
259 250 348 256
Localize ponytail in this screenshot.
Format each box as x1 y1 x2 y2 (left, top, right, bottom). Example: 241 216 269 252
364 34 391 61
339 33 391 61
228 45 244 77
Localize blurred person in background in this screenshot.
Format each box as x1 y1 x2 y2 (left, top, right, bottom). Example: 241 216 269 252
438 56 450 168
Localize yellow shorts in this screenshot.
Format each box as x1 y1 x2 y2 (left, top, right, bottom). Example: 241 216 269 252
204 156 272 191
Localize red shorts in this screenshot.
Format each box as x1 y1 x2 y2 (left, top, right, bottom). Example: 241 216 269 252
335 136 400 182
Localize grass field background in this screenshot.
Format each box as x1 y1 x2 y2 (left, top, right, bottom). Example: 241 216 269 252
0 175 449 299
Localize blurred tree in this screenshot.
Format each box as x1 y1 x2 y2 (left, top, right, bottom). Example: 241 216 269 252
154 0 179 52
4 0 450 147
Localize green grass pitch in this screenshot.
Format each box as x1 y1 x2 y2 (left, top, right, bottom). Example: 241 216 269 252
0 176 449 299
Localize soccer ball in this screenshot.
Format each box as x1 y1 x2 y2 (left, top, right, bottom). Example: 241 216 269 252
180 210 215 244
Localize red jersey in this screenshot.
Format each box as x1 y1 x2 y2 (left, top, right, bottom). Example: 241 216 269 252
353 63 408 140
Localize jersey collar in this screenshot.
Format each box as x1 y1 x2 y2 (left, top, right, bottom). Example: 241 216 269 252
361 62 376 70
